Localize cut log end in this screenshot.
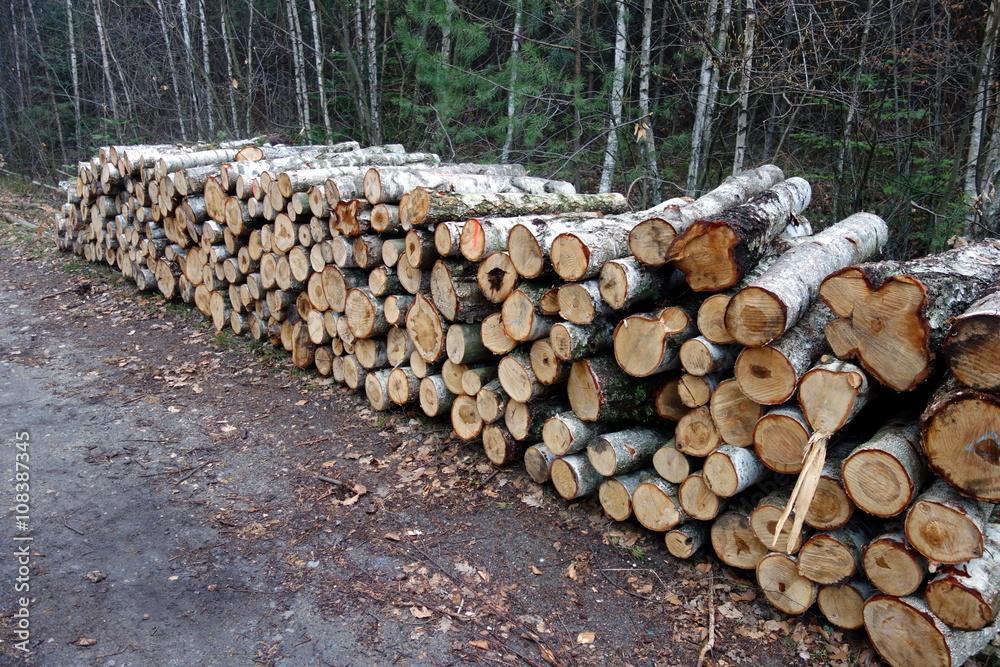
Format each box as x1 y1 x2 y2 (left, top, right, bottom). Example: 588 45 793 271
725 286 787 347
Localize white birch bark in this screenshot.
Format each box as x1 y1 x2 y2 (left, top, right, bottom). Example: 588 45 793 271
65 0 81 148
287 0 312 135
155 0 188 140
365 0 380 143
685 0 720 196
92 0 120 122
179 0 199 136
307 0 331 137
598 0 627 193
732 0 755 174
501 0 523 164
198 0 214 136
964 0 1000 235
638 0 658 189
220 2 239 132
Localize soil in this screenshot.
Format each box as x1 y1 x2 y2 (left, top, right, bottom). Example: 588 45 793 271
0 182 876 667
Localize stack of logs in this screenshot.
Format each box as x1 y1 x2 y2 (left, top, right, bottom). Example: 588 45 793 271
55 142 1000 667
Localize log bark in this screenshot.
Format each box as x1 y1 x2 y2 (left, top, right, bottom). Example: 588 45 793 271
724 212 888 346
567 355 665 422
380 237 406 268
549 321 615 362
750 488 811 554
599 469 657 522
587 428 670 477
817 580 873 630
711 508 769 570
678 373 719 408
524 443 558 484
733 301 835 405
841 422 926 518
433 220 465 258
905 479 994 564
678 471 725 521
445 323 492 365
613 303 699 377
506 214 613 279
753 405 811 474
342 355 368 391
709 378 764 448
548 209 660 281
501 282 559 342
864 594 1000 667
943 284 1000 391
703 444 768 497
925 522 1000 630
921 374 1000 502
401 188 626 228
757 553 817 615
550 453 603 500
819 240 1000 392
362 166 527 205
628 166 784 266
668 178 812 291
365 368 394 411
632 476 687 531
460 213 583 263
344 288 388 339
863 526 929 597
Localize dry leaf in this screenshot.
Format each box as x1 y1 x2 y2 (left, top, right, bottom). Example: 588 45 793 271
695 562 712 574
410 606 434 619
437 616 453 633
521 493 544 508
220 425 236 433
470 639 490 650
717 602 743 620
353 484 368 495
565 563 578 581
342 494 360 506
576 632 595 645
321 460 337 468
531 565 543 575
73 637 97 647
454 562 477 577
664 592 682 606
539 644 558 664
730 590 757 603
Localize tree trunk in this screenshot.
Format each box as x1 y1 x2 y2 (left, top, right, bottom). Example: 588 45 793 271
921 374 1000 502
711 508 769 570
925 522 1000 631
613 303 699 377
587 429 669 478
709 378 763 448
733 300 835 405
864 594 1000 667
819 240 1000 392
725 212 888 346
549 321 615 362
905 479 994 564
401 189 621 229
841 422 925 518
753 405 811 474
817 580 873 630
756 553 816 615
566 355 666 422
703 444 768 497
943 283 1000 391
863 526 929 597
550 453 603 500
668 177 812 291
597 0 626 193
731 0 755 173
632 476 687 531
524 443 558 484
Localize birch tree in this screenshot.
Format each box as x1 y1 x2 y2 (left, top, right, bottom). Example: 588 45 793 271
65 0 81 149
307 0 331 137
598 0 627 194
198 0 215 137
963 0 1000 235
638 0 658 198
732 0 755 174
501 0 524 164
156 0 188 141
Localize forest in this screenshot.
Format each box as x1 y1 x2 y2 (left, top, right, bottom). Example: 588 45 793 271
1 0 998 257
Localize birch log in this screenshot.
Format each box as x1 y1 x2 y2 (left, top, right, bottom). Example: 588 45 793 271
925 522 1000 630
905 479 994 564
841 422 925 518
942 284 1000 391
820 240 1000 392
862 526 929 597
401 188 626 228
724 212 888 346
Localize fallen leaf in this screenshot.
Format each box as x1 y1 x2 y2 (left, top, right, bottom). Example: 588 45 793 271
521 493 544 508
664 592 682 606
539 644 558 664
695 563 712 574
73 637 97 647
167 406 180 413
321 460 337 468
353 484 368 495
220 425 236 433
437 616 453 633
410 606 434 619
477 570 491 583
576 632 595 645
730 590 757 603
470 639 490 650
531 566 543 575
717 602 743 620
295 399 308 406
454 562 477 577
565 563 578 581
342 494 360 506
384 532 401 541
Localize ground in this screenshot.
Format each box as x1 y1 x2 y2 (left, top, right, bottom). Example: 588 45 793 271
0 180 878 667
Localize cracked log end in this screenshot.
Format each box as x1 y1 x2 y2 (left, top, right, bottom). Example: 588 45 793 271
726 285 788 347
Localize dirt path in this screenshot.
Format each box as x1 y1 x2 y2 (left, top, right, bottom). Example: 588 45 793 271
0 185 869 666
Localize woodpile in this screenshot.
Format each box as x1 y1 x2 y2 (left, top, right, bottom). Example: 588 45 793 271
55 143 1000 666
